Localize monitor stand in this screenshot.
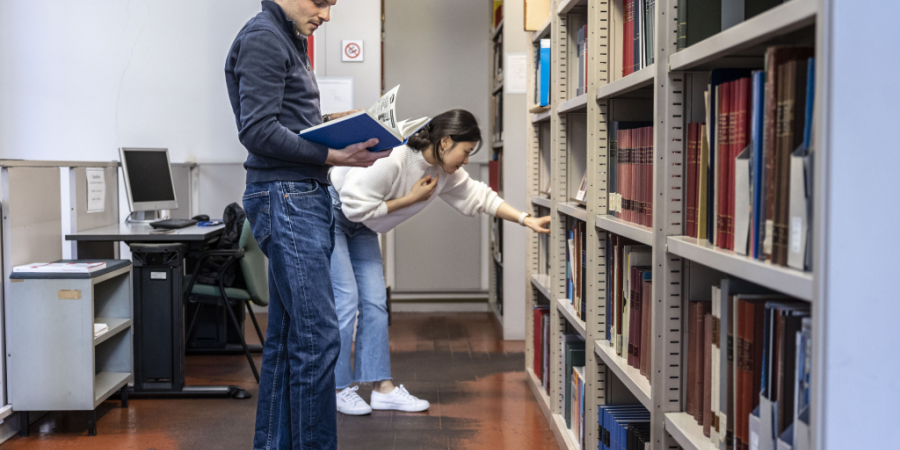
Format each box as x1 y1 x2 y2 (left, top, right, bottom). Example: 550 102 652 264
125 210 166 225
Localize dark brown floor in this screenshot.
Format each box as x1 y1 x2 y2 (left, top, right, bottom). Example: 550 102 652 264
2 313 556 450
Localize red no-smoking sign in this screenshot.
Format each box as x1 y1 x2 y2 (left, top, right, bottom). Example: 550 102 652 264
341 40 364 62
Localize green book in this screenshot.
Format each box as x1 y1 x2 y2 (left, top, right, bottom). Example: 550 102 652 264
564 337 586 428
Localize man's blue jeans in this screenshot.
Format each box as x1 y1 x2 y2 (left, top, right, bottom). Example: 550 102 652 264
244 180 340 450
328 187 392 390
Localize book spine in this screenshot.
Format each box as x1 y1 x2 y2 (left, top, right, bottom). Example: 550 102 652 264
624 0 635 77
687 124 698 237
773 60 806 266
704 314 713 437
730 77 751 251
761 47 778 260
716 82 732 249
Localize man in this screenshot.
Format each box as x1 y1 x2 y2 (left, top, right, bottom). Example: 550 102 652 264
225 1 390 448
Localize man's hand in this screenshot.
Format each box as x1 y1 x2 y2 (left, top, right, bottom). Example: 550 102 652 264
325 138 392 167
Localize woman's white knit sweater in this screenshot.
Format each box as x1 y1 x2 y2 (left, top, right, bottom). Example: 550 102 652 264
331 145 504 234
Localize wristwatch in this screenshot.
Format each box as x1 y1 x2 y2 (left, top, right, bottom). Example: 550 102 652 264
323 113 332 123
518 212 531 226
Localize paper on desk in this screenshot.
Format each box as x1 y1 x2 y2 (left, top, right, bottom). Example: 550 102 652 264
86 168 106 213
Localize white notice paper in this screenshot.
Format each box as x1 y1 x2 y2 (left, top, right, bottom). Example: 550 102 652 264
85 168 105 213
317 77 354 115
505 53 527 94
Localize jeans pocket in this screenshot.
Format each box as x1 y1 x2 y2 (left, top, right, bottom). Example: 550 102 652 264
285 180 318 196
242 191 271 246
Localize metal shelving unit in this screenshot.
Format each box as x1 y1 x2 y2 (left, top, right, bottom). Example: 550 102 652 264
517 0 829 448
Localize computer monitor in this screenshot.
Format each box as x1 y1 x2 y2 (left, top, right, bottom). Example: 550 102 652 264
119 147 179 213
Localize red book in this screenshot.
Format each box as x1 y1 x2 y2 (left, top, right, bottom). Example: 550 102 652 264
533 306 549 381
686 124 699 237
488 160 500 192
689 301 711 423
703 313 713 437
728 77 752 250
623 0 635 77
616 129 623 219
625 129 633 223
715 82 732 249
634 127 647 225
735 299 767 450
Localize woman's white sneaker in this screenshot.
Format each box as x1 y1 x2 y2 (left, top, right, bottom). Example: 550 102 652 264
369 385 430 412
336 386 372 415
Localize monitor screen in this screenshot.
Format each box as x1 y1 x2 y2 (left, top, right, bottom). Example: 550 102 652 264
120 148 177 210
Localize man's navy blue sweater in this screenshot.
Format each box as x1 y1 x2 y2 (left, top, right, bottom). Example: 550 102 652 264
225 1 329 184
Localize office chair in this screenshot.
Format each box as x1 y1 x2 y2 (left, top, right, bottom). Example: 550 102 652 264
184 220 269 383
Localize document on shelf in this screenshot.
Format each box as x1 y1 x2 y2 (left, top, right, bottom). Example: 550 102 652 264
86 168 106 213
299 85 431 153
14 262 107 273
94 323 109 339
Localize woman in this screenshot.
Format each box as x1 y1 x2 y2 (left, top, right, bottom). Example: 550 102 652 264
329 109 550 415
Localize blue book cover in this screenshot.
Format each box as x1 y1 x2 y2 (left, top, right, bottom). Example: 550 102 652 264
802 58 815 149
539 39 551 106
299 112 430 153
750 70 765 259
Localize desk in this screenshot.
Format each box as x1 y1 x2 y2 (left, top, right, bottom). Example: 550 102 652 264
66 223 249 399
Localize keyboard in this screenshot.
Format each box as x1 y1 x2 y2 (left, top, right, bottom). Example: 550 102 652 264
149 218 198 230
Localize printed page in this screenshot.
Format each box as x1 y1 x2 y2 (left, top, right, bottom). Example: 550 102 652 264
369 85 400 130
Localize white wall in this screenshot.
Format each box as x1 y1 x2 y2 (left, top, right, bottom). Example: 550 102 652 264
820 0 900 448
383 0 492 296
0 0 381 164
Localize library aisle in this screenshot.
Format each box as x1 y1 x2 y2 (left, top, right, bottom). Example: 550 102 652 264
2 313 556 450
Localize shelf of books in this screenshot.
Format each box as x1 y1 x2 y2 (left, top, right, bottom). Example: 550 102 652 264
520 0 824 448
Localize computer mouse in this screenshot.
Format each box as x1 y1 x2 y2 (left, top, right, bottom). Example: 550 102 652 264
192 214 210 222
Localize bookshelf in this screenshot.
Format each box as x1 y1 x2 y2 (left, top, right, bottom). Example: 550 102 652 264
519 0 830 449
488 0 531 339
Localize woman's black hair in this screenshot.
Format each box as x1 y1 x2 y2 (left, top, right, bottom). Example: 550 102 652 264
406 109 482 164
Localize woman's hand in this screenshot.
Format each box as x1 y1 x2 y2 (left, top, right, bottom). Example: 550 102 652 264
524 215 551 234
406 175 439 204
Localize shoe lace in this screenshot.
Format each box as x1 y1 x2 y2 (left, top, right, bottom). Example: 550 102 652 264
341 386 365 406
395 385 418 401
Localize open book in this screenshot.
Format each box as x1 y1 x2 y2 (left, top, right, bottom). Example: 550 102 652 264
300 85 431 152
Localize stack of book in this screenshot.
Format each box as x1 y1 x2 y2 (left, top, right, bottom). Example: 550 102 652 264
14 262 107 273
608 122 653 227
622 0 655 76
533 305 551 394
685 279 811 450
575 23 589 96
676 0 786 51
534 39 551 107
566 221 587 322
604 234 652 379
598 405 651 450
684 47 815 270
